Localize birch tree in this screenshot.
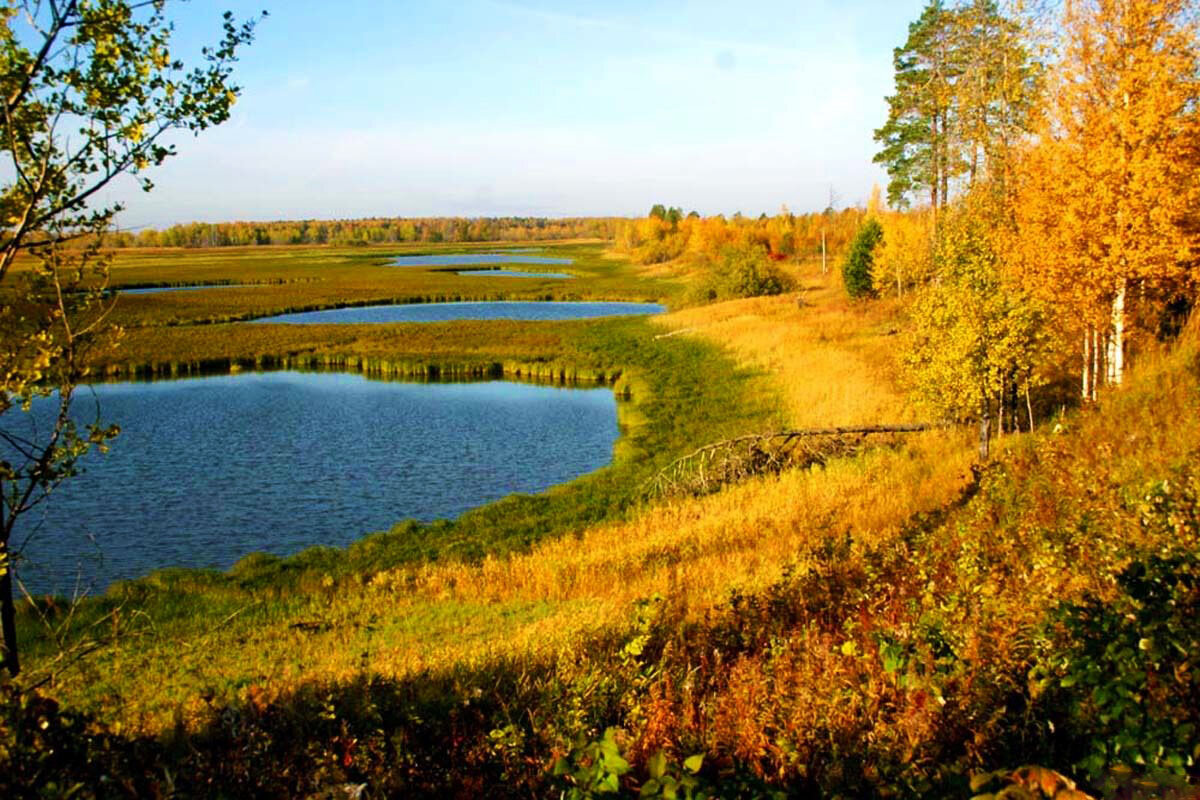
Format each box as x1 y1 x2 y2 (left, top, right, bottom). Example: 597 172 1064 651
0 1 259 678
906 192 1047 459
1012 0 1200 398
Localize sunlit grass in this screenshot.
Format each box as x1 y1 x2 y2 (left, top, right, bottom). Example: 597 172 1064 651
22 247 978 733
656 261 915 427
13 241 1200 797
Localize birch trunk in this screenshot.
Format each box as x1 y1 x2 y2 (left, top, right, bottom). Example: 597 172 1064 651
1108 284 1126 386
978 398 991 461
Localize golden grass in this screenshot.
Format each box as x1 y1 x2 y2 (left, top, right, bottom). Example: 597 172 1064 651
51 255 975 732
70 429 970 732
655 265 915 427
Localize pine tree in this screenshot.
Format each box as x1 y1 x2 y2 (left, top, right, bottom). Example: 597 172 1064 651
874 1 1039 211
842 219 884 299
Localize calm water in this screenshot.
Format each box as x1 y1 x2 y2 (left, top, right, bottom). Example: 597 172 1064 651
457 269 573 279
391 253 572 267
118 284 252 294
251 301 665 324
7 372 619 595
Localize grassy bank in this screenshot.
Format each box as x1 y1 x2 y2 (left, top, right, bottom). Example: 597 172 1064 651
7 245 1198 797
14 243 785 716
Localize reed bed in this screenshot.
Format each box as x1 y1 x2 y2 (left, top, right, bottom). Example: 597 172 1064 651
97 241 677 328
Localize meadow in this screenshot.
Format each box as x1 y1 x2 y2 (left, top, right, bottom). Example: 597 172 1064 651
98 241 669 329
4 241 1199 798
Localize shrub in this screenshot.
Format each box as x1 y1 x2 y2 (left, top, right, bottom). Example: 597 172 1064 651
695 244 792 302
1039 485 1200 794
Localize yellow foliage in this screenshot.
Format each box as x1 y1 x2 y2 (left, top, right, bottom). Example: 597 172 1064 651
875 209 935 298
1012 0 1200 332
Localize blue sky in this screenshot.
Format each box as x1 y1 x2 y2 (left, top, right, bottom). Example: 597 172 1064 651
110 1 927 229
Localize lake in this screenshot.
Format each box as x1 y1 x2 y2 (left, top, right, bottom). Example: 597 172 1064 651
251 301 665 324
7 372 619 595
391 253 572 267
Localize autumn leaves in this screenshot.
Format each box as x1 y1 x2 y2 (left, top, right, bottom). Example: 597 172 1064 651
868 0 1199 456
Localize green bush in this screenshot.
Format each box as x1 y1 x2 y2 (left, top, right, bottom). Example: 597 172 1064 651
1044 536 1200 791
842 218 883 298
695 244 792 302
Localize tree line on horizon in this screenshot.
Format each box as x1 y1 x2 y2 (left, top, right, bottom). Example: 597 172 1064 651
91 216 626 248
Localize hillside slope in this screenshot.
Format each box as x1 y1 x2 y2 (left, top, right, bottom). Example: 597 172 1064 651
4 268 1198 798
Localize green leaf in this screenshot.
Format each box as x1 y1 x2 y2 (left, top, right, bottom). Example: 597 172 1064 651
683 754 704 774
970 771 998 791
648 751 667 779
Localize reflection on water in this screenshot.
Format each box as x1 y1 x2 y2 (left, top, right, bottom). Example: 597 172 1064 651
251 301 665 324
7 372 618 594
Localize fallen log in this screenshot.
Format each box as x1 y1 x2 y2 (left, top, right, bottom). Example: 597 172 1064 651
646 423 935 499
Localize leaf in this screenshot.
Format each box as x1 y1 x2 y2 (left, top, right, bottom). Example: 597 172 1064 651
648 751 667 780
683 754 704 774
970 771 1000 791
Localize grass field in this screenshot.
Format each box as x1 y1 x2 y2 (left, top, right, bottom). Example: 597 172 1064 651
7 241 1199 797
98 241 674 328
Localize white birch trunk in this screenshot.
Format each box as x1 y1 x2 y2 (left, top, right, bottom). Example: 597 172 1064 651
1109 284 1125 386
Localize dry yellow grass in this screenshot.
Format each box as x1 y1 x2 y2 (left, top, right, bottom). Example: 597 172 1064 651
61 258 975 731
89 430 970 732
656 265 915 427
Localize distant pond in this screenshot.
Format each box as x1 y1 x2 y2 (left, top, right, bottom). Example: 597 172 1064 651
390 253 572 267
8 372 619 595
250 301 665 324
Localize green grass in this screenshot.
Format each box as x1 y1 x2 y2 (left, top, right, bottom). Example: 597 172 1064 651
17 241 781 687
98 241 679 328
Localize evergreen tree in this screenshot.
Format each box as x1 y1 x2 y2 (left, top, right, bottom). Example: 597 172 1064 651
873 1 958 211
874 1 1037 210
842 218 884 298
